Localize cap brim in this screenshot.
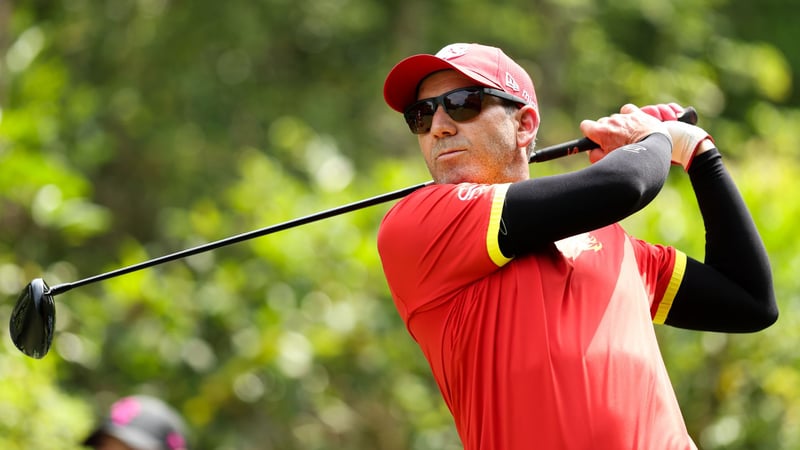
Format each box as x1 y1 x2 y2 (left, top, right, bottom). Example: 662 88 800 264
383 54 502 113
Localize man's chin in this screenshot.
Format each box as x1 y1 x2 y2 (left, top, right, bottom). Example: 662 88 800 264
434 173 475 185
430 164 485 185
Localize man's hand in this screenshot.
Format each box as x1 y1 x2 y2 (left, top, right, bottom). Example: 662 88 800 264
641 102 714 171
579 104 671 164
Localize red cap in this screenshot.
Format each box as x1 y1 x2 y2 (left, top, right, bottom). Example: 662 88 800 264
383 43 538 113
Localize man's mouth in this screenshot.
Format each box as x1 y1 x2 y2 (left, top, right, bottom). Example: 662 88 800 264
437 149 466 160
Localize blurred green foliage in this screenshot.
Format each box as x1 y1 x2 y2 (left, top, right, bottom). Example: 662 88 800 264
1 0 798 448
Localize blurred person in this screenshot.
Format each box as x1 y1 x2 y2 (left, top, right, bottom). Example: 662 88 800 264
377 43 777 449
83 395 189 450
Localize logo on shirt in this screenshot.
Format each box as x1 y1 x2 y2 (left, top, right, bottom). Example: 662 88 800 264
555 232 603 260
457 184 486 201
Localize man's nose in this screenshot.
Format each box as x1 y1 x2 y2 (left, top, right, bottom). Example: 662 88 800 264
429 105 456 137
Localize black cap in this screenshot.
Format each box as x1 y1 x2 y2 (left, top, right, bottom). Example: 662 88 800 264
83 395 189 450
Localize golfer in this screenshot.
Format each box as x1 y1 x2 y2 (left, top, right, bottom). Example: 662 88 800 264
377 43 777 449
83 395 189 450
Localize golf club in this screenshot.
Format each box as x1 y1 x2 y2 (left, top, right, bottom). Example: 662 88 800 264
9 107 698 358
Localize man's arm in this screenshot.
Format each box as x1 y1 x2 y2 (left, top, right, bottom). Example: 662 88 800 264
499 132 672 255
499 102 777 332
664 148 778 332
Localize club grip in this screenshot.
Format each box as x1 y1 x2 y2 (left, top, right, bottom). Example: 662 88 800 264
529 106 699 163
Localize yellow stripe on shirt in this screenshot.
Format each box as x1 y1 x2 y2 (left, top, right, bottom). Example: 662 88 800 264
653 250 687 324
487 183 513 267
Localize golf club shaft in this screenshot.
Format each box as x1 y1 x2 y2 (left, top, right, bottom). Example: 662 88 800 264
47 182 431 295
46 107 699 295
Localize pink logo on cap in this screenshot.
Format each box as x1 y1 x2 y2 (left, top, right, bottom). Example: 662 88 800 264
110 397 141 426
167 431 186 449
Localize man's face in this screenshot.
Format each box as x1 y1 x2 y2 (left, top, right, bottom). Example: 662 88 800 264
414 70 534 184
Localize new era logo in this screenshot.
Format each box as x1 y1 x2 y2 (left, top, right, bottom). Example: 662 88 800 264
505 72 520 92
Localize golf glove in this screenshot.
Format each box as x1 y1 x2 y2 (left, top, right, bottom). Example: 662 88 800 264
663 121 713 171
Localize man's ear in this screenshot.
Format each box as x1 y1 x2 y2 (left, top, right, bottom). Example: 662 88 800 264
516 105 539 149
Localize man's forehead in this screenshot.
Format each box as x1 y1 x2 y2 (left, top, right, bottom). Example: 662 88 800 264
417 70 476 98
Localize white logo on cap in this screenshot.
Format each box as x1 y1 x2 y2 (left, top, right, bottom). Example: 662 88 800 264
505 72 520 92
436 43 470 60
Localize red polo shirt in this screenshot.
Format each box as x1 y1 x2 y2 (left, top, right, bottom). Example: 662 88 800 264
377 183 696 450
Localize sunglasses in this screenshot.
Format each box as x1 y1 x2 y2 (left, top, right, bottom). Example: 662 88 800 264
403 86 526 134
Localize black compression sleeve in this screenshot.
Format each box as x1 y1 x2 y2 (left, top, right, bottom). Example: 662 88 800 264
664 149 778 332
499 133 672 257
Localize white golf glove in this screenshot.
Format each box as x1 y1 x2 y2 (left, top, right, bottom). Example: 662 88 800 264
664 121 713 171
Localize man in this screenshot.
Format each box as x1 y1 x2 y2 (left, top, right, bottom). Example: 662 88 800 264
377 43 777 449
83 395 189 450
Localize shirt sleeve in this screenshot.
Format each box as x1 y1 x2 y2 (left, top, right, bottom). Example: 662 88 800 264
377 183 511 323
628 236 687 323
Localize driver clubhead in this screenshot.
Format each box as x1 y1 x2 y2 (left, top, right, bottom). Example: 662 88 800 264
9 278 55 359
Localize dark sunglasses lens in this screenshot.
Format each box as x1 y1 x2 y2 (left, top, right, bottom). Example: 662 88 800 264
403 89 484 134
444 90 483 122
405 100 436 134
